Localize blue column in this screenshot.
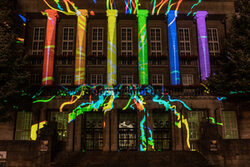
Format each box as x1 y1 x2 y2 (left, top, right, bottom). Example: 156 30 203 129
168 10 180 85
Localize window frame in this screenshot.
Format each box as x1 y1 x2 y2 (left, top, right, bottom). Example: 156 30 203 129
207 28 220 55
181 74 194 86
222 111 239 139
60 75 73 86
90 74 103 85
51 112 68 141
120 75 134 85
32 27 45 56
15 112 33 140
62 27 74 56
92 27 104 56
178 28 191 56
151 74 164 86
121 27 133 56
150 28 162 56
187 110 206 140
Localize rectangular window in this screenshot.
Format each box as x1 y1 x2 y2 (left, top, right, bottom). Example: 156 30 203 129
92 27 103 56
187 111 206 140
207 28 220 55
62 27 74 56
179 28 191 56
60 75 72 86
121 27 133 56
152 74 163 85
32 27 45 56
84 113 103 151
15 112 32 140
121 75 133 85
90 74 103 85
182 74 194 86
30 73 42 85
118 111 137 151
150 28 162 56
222 111 239 139
153 112 171 151
51 112 68 141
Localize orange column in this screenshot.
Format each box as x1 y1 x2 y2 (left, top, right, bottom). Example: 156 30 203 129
42 9 58 86
74 10 88 85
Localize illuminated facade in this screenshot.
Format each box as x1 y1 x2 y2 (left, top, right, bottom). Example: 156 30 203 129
0 0 250 167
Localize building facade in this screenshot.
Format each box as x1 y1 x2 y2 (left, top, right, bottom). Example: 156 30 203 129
0 0 250 167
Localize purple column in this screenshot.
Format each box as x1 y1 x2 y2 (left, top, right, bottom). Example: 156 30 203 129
194 11 210 80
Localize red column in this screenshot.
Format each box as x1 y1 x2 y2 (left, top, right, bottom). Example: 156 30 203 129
42 9 58 86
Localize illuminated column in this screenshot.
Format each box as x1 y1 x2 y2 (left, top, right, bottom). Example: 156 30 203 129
137 10 149 85
194 11 210 80
75 9 88 85
106 10 118 86
168 10 180 85
42 9 58 86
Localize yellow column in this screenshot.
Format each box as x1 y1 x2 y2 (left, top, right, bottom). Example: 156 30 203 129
106 10 118 86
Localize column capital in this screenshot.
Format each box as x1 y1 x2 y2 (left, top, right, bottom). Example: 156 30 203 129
137 9 149 18
106 9 118 17
44 9 59 19
77 9 88 17
194 11 208 20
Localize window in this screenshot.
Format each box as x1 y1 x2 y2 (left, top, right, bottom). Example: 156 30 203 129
179 28 191 56
90 74 103 85
182 74 194 86
60 75 72 85
15 112 32 140
51 112 68 141
153 112 171 151
32 27 45 55
56 58 73 65
121 27 133 56
121 75 133 84
83 113 103 151
207 28 220 55
62 27 74 56
188 111 206 140
149 60 162 65
222 111 239 139
31 58 42 65
118 111 137 151
92 27 103 56
91 59 104 65
152 74 163 85
180 59 197 66
150 28 162 56
120 59 132 65
30 73 42 85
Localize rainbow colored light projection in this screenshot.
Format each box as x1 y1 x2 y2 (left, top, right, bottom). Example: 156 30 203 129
137 10 149 85
75 9 88 85
194 11 211 80
168 10 180 85
107 9 118 86
42 9 58 86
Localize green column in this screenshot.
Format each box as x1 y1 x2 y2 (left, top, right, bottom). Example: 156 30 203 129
137 10 149 85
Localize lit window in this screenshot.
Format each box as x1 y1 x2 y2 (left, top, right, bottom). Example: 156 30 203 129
51 112 68 141
153 112 171 151
92 27 103 56
84 113 103 151
222 111 239 139
150 28 162 56
91 74 103 85
121 75 133 85
121 27 133 56
179 28 191 56
152 74 163 85
60 75 72 85
32 27 45 56
207 28 220 55
15 112 32 140
182 74 194 86
187 111 206 140
62 27 74 56
118 112 137 151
